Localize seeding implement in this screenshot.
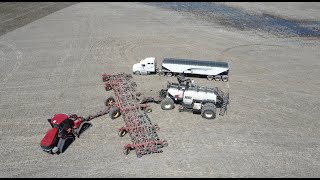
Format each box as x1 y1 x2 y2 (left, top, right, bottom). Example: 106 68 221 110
102 72 168 158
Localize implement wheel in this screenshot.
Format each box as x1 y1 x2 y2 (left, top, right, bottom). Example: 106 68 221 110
109 106 121 119
105 96 115 106
105 84 112 91
123 147 130 155
144 107 152 113
118 130 127 137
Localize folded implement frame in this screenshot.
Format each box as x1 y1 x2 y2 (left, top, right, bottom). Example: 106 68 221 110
102 73 168 158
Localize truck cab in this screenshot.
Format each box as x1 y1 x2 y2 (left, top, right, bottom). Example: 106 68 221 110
132 57 156 75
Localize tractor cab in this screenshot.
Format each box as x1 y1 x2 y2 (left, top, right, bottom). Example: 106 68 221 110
40 114 75 153
49 114 74 134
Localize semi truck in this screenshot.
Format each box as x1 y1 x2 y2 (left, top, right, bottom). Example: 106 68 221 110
132 57 230 82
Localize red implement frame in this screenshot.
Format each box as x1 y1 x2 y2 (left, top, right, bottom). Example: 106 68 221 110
102 73 168 158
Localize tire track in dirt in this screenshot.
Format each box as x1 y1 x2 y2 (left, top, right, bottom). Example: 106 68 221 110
115 36 213 61
46 19 80 111
0 42 23 94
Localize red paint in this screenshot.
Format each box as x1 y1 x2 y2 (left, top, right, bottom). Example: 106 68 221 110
40 128 58 147
51 114 69 125
73 119 82 129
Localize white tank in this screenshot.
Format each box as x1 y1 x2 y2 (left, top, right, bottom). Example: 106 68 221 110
167 85 217 105
183 89 217 105
167 87 185 100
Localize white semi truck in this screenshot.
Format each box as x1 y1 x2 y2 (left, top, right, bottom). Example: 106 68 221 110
132 57 230 82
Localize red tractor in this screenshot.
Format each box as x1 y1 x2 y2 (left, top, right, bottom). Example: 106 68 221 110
40 113 93 154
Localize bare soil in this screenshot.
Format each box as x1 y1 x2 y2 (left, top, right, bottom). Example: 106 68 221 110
0 2 319 178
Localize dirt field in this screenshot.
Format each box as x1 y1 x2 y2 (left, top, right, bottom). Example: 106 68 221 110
0 2 320 178
0 2 77 36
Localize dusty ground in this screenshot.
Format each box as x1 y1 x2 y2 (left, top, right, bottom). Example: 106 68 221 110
0 2 320 178
0 2 77 36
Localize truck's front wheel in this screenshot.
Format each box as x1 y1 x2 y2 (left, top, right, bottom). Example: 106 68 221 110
134 71 140 75
201 103 216 119
161 98 175 110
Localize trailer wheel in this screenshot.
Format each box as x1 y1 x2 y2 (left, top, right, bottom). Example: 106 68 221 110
201 103 216 119
134 71 140 75
207 75 214 81
105 96 115 106
109 106 121 119
166 72 173 77
161 98 175 110
222 75 228 82
214 75 221 81
159 72 165 77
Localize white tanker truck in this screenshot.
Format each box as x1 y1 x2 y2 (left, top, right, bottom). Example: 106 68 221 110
132 57 230 82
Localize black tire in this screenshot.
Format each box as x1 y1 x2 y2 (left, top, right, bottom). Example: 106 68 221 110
118 130 127 137
166 72 173 77
105 84 112 91
222 75 228 82
109 106 121 119
162 140 168 147
178 105 184 112
201 103 216 119
159 89 167 98
105 96 115 106
207 75 214 81
123 148 130 155
214 75 221 81
161 98 175 110
144 107 152 113
153 124 160 131
134 71 140 75
159 72 165 77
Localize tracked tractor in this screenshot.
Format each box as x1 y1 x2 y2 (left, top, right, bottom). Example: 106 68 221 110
40 108 109 154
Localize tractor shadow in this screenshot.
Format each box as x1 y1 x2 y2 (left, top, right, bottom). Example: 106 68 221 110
60 138 75 154
58 123 93 154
